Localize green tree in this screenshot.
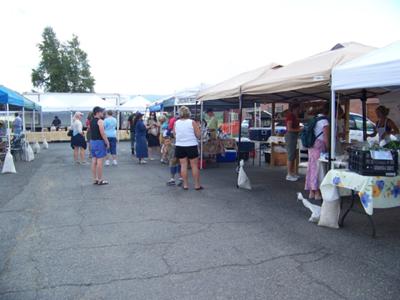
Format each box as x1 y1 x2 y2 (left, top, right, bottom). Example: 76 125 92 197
32 27 95 92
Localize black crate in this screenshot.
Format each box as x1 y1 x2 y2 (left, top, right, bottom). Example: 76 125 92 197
249 128 271 141
348 148 398 177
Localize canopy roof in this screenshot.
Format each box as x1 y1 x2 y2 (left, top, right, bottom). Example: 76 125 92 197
0 85 40 110
332 41 400 91
149 102 163 112
241 42 376 102
25 93 115 112
198 63 281 101
120 95 150 112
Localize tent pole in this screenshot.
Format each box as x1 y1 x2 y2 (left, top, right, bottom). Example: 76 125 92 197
237 91 243 170
330 90 336 169
361 89 367 141
32 110 35 133
254 103 257 127
344 99 350 142
22 107 26 132
200 101 204 170
116 110 120 142
271 103 276 135
6 104 11 150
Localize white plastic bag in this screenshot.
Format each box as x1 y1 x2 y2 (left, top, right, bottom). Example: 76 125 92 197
297 193 321 223
237 160 252 190
23 142 34 162
318 199 340 229
33 141 40 154
42 139 49 149
2 151 16 174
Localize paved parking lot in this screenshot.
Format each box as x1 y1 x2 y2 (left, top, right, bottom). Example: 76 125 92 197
1 142 400 299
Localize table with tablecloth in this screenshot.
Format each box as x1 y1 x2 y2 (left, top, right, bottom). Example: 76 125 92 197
321 169 400 215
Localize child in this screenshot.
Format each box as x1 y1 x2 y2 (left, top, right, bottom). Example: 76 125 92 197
162 135 183 186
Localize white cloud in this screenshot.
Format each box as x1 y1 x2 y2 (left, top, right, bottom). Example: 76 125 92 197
0 0 399 95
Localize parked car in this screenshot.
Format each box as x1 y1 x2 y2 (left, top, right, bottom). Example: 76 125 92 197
349 113 377 142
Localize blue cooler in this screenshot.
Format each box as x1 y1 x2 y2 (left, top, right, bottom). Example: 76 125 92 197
217 150 237 163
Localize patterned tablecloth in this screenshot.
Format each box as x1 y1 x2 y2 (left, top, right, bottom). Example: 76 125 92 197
320 169 400 215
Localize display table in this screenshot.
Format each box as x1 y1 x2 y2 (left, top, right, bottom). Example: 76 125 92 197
320 169 400 236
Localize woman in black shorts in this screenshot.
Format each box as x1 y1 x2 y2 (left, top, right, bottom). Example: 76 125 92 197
174 106 202 190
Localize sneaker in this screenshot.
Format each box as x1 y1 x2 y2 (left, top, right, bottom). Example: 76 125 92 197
286 175 298 182
149 158 155 161
80 161 88 165
112 160 118 166
167 179 176 186
177 178 183 186
105 160 110 166
139 160 147 164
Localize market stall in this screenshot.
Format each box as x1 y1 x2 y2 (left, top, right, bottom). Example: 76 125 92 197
322 41 400 235
198 63 282 167
0 85 41 173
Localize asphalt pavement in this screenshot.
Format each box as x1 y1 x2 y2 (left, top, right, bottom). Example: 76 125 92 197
1 142 400 300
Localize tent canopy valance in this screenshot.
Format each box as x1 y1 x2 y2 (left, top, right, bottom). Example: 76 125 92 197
240 42 376 102
0 85 40 110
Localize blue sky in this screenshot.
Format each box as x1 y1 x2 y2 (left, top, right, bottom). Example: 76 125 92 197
0 0 399 95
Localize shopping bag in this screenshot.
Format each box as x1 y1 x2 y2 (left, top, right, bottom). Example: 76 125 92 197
42 138 49 149
1 151 16 174
33 141 40 154
297 192 321 223
237 160 252 190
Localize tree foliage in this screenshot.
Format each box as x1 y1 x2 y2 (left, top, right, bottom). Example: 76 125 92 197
32 27 95 93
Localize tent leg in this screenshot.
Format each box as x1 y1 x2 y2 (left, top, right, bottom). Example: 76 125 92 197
200 101 204 170
6 104 11 150
32 110 35 133
22 107 26 132
271 103 276 135
330 90 337 169
254 103 257 127
344 99 350 143
237 92 243 170
361 89 367 141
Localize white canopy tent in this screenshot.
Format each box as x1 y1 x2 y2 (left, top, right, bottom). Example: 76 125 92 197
119 95 151 112
330 41 400 161
331 41 400 91
25 93 117 112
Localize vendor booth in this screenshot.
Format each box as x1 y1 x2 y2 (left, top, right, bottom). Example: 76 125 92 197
198 63 283 166
24 92 118 142
0 85 41 173
322 41 400 236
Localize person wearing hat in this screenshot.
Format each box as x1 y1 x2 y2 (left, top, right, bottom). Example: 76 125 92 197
90 107 110 185
133 112 149 164
206 108 218 139
71 112 87 165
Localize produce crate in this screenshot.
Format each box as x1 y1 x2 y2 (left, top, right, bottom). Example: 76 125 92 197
348 148 398 177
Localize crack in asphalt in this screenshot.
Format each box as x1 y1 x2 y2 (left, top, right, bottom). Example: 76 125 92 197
0 248 332 296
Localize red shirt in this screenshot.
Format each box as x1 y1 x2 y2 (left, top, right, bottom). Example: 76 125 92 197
285 112 299 130
168 117 176 130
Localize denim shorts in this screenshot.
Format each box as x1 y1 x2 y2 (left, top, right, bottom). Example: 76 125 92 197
90 140 107 159
107 137 117 155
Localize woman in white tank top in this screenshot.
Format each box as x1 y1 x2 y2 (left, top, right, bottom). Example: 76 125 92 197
174 106 202 190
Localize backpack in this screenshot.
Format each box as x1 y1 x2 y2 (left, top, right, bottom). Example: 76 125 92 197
300 116 327 148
